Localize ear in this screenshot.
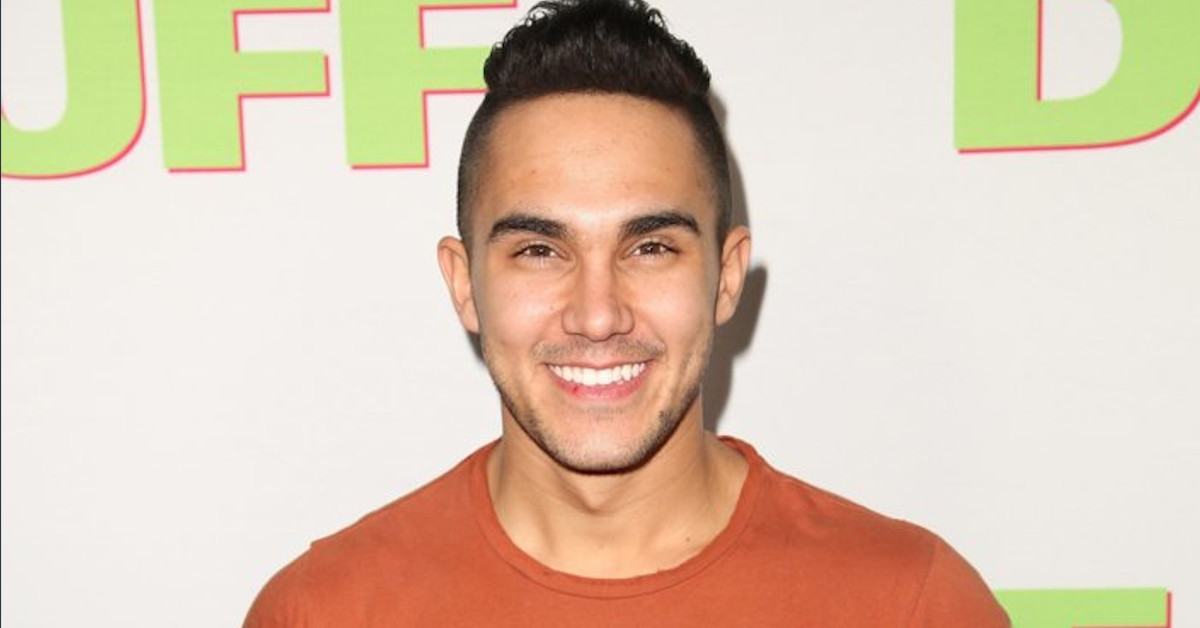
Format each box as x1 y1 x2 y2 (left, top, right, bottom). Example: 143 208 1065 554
714 226 752 326
437 236 480 334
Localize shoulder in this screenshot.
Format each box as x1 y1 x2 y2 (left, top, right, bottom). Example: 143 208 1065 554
242 449 487 627
731 438 941 570
753 462 943 575
732 442 1009 626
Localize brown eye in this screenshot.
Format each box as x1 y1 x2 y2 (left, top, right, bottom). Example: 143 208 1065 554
516 244 557 258
633 241 675 256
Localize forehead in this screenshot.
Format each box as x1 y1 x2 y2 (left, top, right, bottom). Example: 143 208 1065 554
472 94 715 236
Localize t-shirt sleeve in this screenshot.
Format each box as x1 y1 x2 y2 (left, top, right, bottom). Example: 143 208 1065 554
906 538 1011 628
242 555 313 628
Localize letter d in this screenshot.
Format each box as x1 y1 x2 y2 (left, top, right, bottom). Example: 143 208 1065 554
956 0 1199 151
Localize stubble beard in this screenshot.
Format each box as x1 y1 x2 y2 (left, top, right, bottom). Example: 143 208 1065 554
483 335 710 475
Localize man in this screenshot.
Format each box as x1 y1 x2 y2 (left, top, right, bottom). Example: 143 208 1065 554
245 1 1010 625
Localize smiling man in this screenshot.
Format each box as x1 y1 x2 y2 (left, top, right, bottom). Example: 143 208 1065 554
244 1 1010 626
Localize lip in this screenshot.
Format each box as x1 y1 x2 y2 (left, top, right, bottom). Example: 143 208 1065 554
546 361 650 400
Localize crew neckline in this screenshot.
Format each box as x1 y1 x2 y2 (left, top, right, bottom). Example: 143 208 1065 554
467 437 766 599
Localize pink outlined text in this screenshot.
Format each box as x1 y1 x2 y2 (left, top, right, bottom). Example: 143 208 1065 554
963 0 1198 154
1 0 149 180
169 0 332 174
1071 590 1172 628
351 0 517 170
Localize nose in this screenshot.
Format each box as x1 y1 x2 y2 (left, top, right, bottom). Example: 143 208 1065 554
561 261 634 341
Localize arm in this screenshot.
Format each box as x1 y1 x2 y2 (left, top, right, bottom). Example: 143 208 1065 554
242 555 312 628
906 538 1011 628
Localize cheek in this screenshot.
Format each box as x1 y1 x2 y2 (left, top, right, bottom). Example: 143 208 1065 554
630 274 713 340
478 276 562 346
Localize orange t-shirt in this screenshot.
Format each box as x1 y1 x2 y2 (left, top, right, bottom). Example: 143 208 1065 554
244 439 1010 627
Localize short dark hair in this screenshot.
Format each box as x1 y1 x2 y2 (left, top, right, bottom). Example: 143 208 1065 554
456 0 731 246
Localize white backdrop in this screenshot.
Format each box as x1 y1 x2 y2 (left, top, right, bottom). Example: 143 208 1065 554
3 1 1197 626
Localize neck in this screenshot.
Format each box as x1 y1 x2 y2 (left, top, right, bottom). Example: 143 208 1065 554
487 407 748 579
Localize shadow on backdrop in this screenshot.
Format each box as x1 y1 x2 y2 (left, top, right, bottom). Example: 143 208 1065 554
703 90 767 432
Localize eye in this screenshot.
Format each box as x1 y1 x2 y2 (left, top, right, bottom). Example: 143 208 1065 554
632 240 676 257
515 243 559 259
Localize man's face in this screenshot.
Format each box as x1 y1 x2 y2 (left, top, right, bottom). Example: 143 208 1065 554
440 94 749 474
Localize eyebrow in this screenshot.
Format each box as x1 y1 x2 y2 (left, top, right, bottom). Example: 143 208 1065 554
486 209 700 243
488 213 569 242
619 211 701 240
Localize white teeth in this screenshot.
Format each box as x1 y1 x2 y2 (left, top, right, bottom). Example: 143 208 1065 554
549 362 647 386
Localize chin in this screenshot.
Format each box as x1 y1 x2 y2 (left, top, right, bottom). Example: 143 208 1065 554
495 360 705 475
521 407 686 475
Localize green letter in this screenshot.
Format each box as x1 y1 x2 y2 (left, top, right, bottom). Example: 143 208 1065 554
995 588 1170 628
340 0 507 167
154 0 328 170
956 0 1200 151
2 0 144 178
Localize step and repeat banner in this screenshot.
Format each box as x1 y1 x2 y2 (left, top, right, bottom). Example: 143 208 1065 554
2 1 1196 626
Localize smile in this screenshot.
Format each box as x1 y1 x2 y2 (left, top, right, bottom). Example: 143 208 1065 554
548 362 648 387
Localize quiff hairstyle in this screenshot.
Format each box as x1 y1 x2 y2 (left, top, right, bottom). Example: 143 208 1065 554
455 0 732 246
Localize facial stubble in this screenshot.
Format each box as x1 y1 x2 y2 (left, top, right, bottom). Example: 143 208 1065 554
483 334 712 475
